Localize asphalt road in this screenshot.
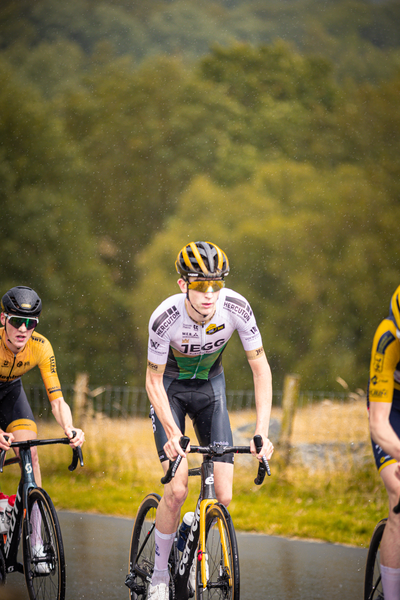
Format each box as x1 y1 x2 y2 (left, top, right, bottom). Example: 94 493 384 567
2 511 367 600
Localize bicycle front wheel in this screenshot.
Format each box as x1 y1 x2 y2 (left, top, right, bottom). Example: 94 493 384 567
364 518 386 600
195 503 240 600
127 493 161 600
22 488 65 600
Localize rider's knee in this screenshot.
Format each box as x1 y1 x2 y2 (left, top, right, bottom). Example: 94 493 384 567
216 489 232 507
165 481 188 511
30 447 40 470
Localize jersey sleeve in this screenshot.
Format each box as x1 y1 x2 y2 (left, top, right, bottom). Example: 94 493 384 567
147 301 181 374
222 292 264 360
369 319 400 403
36 337 63 401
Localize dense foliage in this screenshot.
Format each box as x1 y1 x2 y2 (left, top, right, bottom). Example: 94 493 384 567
1 0 400 391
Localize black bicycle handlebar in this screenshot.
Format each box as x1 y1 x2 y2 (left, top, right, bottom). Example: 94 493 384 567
161 435 271 485
0 432 84 473
394 497 400 514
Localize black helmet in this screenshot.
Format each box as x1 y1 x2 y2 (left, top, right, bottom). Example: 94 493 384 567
175 241 230 280
1 286 42 318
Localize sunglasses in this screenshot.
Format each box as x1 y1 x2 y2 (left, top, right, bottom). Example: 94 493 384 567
187 280 225 293
5 314 39 331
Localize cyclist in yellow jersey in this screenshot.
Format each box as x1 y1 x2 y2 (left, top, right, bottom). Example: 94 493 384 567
0 286 85 489
368 285 400 600
145 241 274 600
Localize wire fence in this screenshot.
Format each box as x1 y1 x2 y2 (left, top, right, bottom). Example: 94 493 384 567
27 384 351 420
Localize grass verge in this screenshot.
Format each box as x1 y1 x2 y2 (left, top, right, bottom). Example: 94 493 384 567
0 405 387 548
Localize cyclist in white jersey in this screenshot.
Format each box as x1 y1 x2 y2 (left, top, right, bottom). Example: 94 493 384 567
145 241 274 600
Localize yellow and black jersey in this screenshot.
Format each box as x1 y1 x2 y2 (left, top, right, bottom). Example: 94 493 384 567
0 327 63 401
368 318 400 403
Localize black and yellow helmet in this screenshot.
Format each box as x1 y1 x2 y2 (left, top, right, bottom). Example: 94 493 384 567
390 285 400 330
1 286 42 318
175 241 229 280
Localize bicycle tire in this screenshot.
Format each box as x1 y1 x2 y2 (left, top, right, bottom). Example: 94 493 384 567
195 503 240 600
127 493 161 600
22 487 66 600
364 518 386 600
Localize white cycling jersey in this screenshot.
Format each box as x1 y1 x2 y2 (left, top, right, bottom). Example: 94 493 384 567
147 288 264 380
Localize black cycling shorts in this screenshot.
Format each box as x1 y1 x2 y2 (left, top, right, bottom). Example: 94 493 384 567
370 388 400 473
0 379 37 434
150 371 234 464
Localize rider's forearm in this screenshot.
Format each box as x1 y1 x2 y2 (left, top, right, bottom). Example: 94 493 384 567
250 355 273 435
50 396 74 431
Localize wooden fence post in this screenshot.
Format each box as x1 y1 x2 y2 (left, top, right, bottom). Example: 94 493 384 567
278 373 301 466
73 372 89 428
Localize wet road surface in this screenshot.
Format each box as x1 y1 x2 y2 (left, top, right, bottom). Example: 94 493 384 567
2 511 367 600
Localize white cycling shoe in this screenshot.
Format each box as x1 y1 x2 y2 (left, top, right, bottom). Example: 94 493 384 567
147 582 169 600
32 544 51 574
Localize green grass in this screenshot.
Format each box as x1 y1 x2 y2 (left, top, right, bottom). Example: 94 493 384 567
0 448 386 548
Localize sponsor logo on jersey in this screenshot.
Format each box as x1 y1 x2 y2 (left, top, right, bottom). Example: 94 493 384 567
377 331 396 354
206 323 225 335
180 331 199 339
181 339 225 353
223 296 252 322
369 387 388 399
50 356 56 373
152 306 180 336
48 386 62 394
147 360 160 371
32 335 45 344
373 353 384 373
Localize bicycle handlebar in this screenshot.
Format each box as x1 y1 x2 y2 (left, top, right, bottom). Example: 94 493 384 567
394 498 400 514
161 435 271 485
0 432 84 473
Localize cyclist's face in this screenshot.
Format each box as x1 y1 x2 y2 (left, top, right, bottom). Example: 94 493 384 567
0 312 35 353
178 278 221 320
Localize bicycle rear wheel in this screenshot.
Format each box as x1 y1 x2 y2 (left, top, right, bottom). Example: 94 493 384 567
126 493 161 600
364 518 386 600
195 503 240 600
22 488 65 600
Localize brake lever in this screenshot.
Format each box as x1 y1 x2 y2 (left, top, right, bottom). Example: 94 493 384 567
67 431 84 471
253 434 271 485
161 436 190 485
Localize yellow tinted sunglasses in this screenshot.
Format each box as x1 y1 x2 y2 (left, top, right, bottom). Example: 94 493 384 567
187 280 225 293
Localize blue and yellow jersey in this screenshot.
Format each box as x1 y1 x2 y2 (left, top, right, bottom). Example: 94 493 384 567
0 328 63 401
368 318 400 403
